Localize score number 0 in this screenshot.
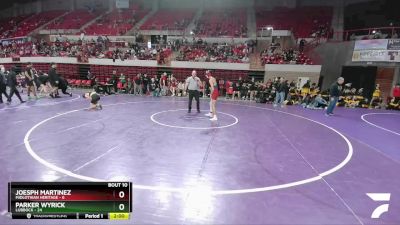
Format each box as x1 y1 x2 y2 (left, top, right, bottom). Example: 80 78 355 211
118 191 125 211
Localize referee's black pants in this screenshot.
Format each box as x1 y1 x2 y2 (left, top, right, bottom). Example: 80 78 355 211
188 90 200 112
0 85 8 103
8 86 23 103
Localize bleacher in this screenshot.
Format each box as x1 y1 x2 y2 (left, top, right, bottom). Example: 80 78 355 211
83 9 149 36
11 10 66 37
46 9 105 30
261 50 313 65
140 9 195 30
194 9 247 37
0 15 32 39
256 6 333 38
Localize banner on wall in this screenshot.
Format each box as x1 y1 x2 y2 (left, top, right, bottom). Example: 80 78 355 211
387 39 400 50
354 39 388 50
353 39 400 62
352 50 387 62
0 37 29 46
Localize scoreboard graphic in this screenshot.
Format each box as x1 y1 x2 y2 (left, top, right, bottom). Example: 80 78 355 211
8 182 132 220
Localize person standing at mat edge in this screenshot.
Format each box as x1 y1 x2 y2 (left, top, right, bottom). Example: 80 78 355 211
48 63 60 98
0 65 9 104
185 70 202 113
25 63 38 100
7 66 25 104
205 70 219 121
326 77 344 116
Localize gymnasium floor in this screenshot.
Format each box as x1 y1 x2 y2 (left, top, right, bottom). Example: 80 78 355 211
0 91 399 225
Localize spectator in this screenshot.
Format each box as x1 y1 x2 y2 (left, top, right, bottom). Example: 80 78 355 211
126 78 133 94
393 83 400 101
299 39 306 52
177 81 185 97
307 94 328 109
326 77 344 116
111 70 118 93
274 78 287 107
149 77 160 97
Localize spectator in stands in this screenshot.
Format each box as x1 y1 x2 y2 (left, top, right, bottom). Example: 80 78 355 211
299 39 306 52
261 44 312 65
373 30 382 39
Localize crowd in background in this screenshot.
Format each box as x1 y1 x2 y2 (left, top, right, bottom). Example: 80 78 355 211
84 70 400 111
0 37 172 64
0 37 258 65
176 42 250 63
260 42 313 65
2 61 399 111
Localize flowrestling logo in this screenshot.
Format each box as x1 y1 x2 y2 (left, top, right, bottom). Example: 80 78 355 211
366 193 391 219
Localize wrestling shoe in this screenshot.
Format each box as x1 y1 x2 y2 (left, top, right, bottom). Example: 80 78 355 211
205 113 212 117
210 116 218 121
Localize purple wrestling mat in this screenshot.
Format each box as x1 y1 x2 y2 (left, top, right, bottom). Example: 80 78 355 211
0 92 399 225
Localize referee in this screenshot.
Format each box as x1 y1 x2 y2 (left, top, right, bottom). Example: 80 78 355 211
185 70 202 113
